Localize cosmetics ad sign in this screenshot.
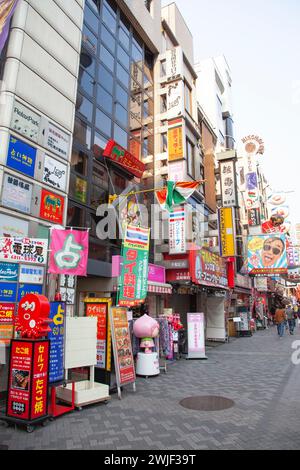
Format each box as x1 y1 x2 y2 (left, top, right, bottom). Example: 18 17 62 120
248 234 288 275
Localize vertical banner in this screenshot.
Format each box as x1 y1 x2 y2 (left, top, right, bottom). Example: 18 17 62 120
48 302 65 383
218 207 236 257
0 302 14 345
219 160 237 207
168 123 184 161
85 299 111 371
169 206 186 254
166 46 183 81
109 307 135 389
187 313 207 359
118 225 150 307
48 229 89 276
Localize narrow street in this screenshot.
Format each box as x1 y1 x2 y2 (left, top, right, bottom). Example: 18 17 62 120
1 325 300 451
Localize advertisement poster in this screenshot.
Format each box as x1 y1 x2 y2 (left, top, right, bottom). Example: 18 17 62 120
0 303 15 323
43 122 70 160
39 189 64 224
0 262 18 281
118 225 150 307
109 307 135 387
48 302 65 383
86 301 111 370
19 265 44 284
187 313 206 359
11 100 40 142
0 282 17 302
218 207 236 257
2 173 33 214
48 229 89 276
248 234 288 275
0 238 48 264
169 206 186 254
220 160 237 207
189 248 228 289
168 124 183 161
43 155 67 191
6 135 36 178
17 284 43 302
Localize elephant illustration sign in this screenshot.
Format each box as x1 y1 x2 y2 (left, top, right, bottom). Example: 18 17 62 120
40 189 64 224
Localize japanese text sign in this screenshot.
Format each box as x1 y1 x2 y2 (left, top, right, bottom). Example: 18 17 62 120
97 140 145 179
169 206 186 254
218 207 236 257
86 301 111 370
48 302 65 383
220 160 237 207
6 135 36 177
40 189 64 224
189 248 228 289
168 125 184 161
48 229 89 276
0 303 15 324
0 282 17 302
0 237 48 265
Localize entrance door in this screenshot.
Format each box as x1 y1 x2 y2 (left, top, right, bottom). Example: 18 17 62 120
206 296 226 341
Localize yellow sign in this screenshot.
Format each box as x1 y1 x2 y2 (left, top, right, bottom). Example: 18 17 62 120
218 207 236 257
168 126 183 161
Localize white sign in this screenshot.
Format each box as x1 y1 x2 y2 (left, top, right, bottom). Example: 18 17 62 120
43 122 70 160
187 313 206 359
0 238 48 265
0 214 29 238
167 81 184 119
11 100 40 142
166 46 183 81
220 160 237 207
168 161 185 182
43 154 67 191
19 264 45 284
169 206 186 254
2 174 33 214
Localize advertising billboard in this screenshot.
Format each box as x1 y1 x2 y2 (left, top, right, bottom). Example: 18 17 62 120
248 234 288 276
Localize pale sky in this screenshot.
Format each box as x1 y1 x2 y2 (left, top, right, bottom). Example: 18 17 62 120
162 0 300 227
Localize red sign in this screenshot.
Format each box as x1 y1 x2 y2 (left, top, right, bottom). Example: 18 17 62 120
110 307 135 387
15 294 51 339
7 339 49 421
189 248 228 289
95 140 145 179
86 303 107 341
0 303 15 324
166 269 190 282
40 189 64 224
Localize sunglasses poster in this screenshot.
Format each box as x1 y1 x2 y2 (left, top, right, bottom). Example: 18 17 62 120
248 234 288 275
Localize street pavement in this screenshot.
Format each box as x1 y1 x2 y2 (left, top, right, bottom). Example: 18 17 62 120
1 324 300 450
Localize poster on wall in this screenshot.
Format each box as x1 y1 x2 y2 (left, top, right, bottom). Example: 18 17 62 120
187 313 207 360
48 302 65 383
2 174 33 214
85 301 111 371
43 155 67 191
248 234 288 275
11 100 40 142
0 238 48 264
6 135 36 178
39 189 64 224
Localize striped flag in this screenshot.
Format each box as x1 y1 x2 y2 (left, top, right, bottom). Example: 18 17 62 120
156 180 204 211
124 225 150 250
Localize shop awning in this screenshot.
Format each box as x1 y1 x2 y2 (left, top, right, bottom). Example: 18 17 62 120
147 281 172 294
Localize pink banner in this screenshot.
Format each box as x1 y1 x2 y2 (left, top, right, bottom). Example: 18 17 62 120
48 229 88 276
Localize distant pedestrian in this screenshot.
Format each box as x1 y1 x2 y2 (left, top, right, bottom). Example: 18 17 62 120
286 304 296 335
274 306 287 338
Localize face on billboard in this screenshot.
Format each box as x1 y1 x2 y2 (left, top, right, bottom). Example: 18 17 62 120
261 237 285 267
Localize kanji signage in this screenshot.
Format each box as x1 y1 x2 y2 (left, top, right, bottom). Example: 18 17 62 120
169 206 186 254
6 339 50 421
0 238 48 264
19 265 44 284
0 303 15 323
96 140 145 179
187 313 206 359
168 123 184 161
118 225 150 307
0 282 17 302
40 189 64 224
189 248 228 289
218 207 236 257
48 302 65 383
17 284 43 302
85 300 111 371
220 160 237 207
6 135 36 177
2 173 33 214
48 229 89 276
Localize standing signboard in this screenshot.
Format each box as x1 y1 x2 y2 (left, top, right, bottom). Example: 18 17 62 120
85 299 112 372
109 307 136 399
48 302 65 384
187 313 207 360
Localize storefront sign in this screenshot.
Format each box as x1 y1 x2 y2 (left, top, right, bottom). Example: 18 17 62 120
0 282 17 302
48 302 65 383
166 46 183 81
6 135 36 177
166 269 190 282
43 122 70 160
187 313 206 359
167 81 184 119
2 174 33 214
0 303 15 323
7 339 49 420
248 234 288 275
0 238 48 264
0 262 18 281
248 208 261 227
190 249 228 289
0 214 29 238
11 100 40 142
43 155 67 191
118 225 150 307
169 206 186 254
168 124 183 161
218 207 236 257
86 301 111 370
40 189 64 224
220 160 237 207
99 140 145 179
19 265 44 284
109 307 135 387
48 229 89 276
17 284 43 302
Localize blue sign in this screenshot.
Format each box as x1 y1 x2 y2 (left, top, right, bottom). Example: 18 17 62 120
17 283 43 301
48 302 65 383
0 263 18 282
0 282 17 302
6 135 36 177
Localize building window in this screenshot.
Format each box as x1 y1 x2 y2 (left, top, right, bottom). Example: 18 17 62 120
160 59 166 78
71 149 88 176
160 94 167 113
186 139 195 179
161 133 168 153
184 82 192 115
144 0 152 13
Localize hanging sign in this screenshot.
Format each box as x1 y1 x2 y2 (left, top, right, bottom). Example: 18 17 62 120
248 208 261 227
48 229 89 276
39 189 64 224
118 225 150 307
187 313 206 359
48 302 65 383
166 46 183 81
220 160 237 207
248 234 288 275
6 135 36 178
97 140 145 179
0 262 18 282
2 174 33 214
0 238 48 264
169 206 186 254
218 207 236 257
168 123 184 161
85 300 111 371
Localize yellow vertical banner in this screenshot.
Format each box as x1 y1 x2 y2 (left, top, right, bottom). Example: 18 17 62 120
218 207 236 257
168 125 183 161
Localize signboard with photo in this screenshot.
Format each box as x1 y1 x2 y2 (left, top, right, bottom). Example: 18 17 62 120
11 100 40 143
43 155 67 191
2 174 33 214
248 234 288 276
6 135 36 178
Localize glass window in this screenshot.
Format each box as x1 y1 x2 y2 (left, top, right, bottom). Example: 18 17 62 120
187 139 195 179
117 45 130 70
102 4 116 34
86 0 98 14
84 5 98 34
160 59 166 77
73 117 92 149
114 123 128 148
118 26 130 51
94 131 108 151
117 63 129 88
67 203 86 226
76 94 93 122
101 25 115 52
78 68 94 97
131 63 143 85
143 99 149 119
98 64 113 93
111 171 127 193
69 173 88 204
116 84 128 108
71 149 88 176
97 85 113 114
185 82 192 115
161 133 168 153
80 49 96 76
115 103 128 127
95 108 112 136
100 44 114 72
120 12 130 35
82 24 97 53
91 163 109 208
160 94 167 113
142 137 148 157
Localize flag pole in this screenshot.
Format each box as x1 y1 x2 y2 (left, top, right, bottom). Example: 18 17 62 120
113 180 206 199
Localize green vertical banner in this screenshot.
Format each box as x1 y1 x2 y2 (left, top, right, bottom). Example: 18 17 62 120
118 224 150 307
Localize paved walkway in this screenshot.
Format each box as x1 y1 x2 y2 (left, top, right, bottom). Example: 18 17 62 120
1 325 300 450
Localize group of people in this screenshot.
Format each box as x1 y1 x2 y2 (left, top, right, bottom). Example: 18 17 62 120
274 303 299 338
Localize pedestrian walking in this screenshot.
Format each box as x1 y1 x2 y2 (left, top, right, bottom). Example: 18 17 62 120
274 306 287 338
286 304 296 335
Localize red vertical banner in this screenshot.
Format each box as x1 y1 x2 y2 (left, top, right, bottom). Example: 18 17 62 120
31 340 49 420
